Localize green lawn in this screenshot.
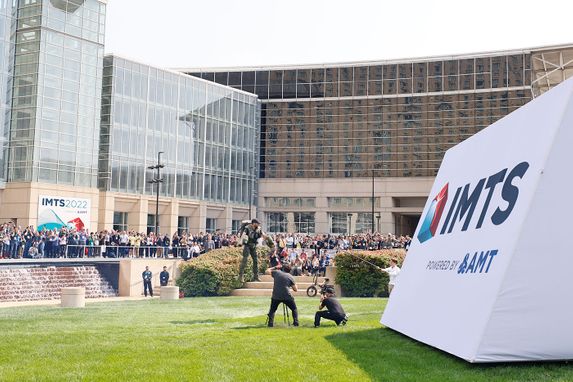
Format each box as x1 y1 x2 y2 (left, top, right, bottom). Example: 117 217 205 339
0 297 571 382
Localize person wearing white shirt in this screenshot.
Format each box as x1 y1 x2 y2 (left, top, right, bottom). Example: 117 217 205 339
286 236 294 248
191 243 201 258
381 259 401 295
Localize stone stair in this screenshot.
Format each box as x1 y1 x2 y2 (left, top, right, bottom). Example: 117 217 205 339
151 284 177 297
230 274 328 297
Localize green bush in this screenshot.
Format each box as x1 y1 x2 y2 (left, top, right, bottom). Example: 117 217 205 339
176 246 271 297
334 250 406 297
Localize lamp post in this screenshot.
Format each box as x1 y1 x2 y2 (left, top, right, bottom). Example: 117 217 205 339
376 214 381 233
248 165 255 220
147 151 164 235
371 168 375 233
347 213 352 235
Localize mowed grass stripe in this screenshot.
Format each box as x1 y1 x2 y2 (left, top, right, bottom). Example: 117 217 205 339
0 297 570 381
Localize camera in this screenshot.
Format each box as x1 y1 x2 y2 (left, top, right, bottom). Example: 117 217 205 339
319 279 334 296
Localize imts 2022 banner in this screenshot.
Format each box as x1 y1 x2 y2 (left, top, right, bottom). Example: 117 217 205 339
37 196 91 232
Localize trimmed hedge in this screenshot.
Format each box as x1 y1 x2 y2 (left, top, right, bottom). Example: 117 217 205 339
334 249 406 297
176 246 271 297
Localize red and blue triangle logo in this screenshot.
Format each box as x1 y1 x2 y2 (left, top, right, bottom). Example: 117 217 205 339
417 183 449 243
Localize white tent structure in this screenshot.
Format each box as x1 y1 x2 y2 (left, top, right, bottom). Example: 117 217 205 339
381 77 573 363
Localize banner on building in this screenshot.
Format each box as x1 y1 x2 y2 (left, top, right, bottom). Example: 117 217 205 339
37 195 91 232
381 77 573 362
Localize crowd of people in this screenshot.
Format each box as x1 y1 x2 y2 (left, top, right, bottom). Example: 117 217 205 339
0 221 411 262
0 222 241 260
271 232 411 252
266 232 410 277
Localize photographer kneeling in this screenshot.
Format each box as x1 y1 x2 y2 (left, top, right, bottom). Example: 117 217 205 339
266 263 299 327
314 287 348 327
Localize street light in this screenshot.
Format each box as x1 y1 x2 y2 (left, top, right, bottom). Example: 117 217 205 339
371 168 375 233
147 151 164 236
248 165 255 220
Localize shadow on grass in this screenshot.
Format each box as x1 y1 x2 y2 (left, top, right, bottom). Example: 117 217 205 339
170 320 216 325
231 325 268 330
325 328 573 382
231 320 296 330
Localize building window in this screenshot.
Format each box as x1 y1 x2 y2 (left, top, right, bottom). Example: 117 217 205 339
206 218 217 233
232 219 242 234
294 212 315 234
266 212 287 233
147 214 158 234
265 197 315 208
356 213 373 233
330 213 349 234
328 197 380 208
178 216 189 235
113 212 128 232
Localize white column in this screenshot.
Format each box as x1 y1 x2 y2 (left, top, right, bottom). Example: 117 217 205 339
190 203 207 232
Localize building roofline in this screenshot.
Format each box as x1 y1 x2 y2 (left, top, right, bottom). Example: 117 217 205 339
104 53 258 98
173 43 573 73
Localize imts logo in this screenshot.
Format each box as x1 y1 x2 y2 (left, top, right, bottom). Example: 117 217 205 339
417 161 530 243
41 198 66 207
417 183 449 243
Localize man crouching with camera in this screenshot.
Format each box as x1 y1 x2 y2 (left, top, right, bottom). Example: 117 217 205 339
266 263 299 327
314 287 348 327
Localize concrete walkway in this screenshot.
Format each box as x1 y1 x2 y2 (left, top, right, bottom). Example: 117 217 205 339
0 295 152 309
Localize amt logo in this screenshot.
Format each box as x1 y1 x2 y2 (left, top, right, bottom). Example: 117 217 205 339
417 183 449 243
417 161 530 244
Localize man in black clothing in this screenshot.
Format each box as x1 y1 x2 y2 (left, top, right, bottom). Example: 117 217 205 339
314 287 348 327
162 234 170 258
266 263 299 327
160 266 169 286
142 266 153 297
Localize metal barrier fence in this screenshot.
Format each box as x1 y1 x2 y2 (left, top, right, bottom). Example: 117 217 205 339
64 245 202 259
0 244 203 259
0 242 400 260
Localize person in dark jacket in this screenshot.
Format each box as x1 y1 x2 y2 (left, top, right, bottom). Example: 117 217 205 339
266 263 299 327
162 234 170 259
142 266 153 297
159 266 169 286
314 287 348 327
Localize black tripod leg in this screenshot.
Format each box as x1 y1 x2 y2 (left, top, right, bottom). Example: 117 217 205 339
284 303 290 326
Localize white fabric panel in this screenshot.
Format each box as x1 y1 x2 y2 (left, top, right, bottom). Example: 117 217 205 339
381 77 573 362
475 84 573 362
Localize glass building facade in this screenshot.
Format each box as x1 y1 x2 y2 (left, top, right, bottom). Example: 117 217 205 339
0 0 15 184
186 46 573 234
189 54 533 179
100 55 259 206
0 0 572 234
9 0 105 186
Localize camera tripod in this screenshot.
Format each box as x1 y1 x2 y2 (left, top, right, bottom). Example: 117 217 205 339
265 302 291 327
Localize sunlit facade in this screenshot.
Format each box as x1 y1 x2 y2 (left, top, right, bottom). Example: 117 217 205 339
186 45 573 234
0 0 260 234
0 1 571 236
9 0 105 186
0 0 106 229
0 0 15 185
99 55 259 233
